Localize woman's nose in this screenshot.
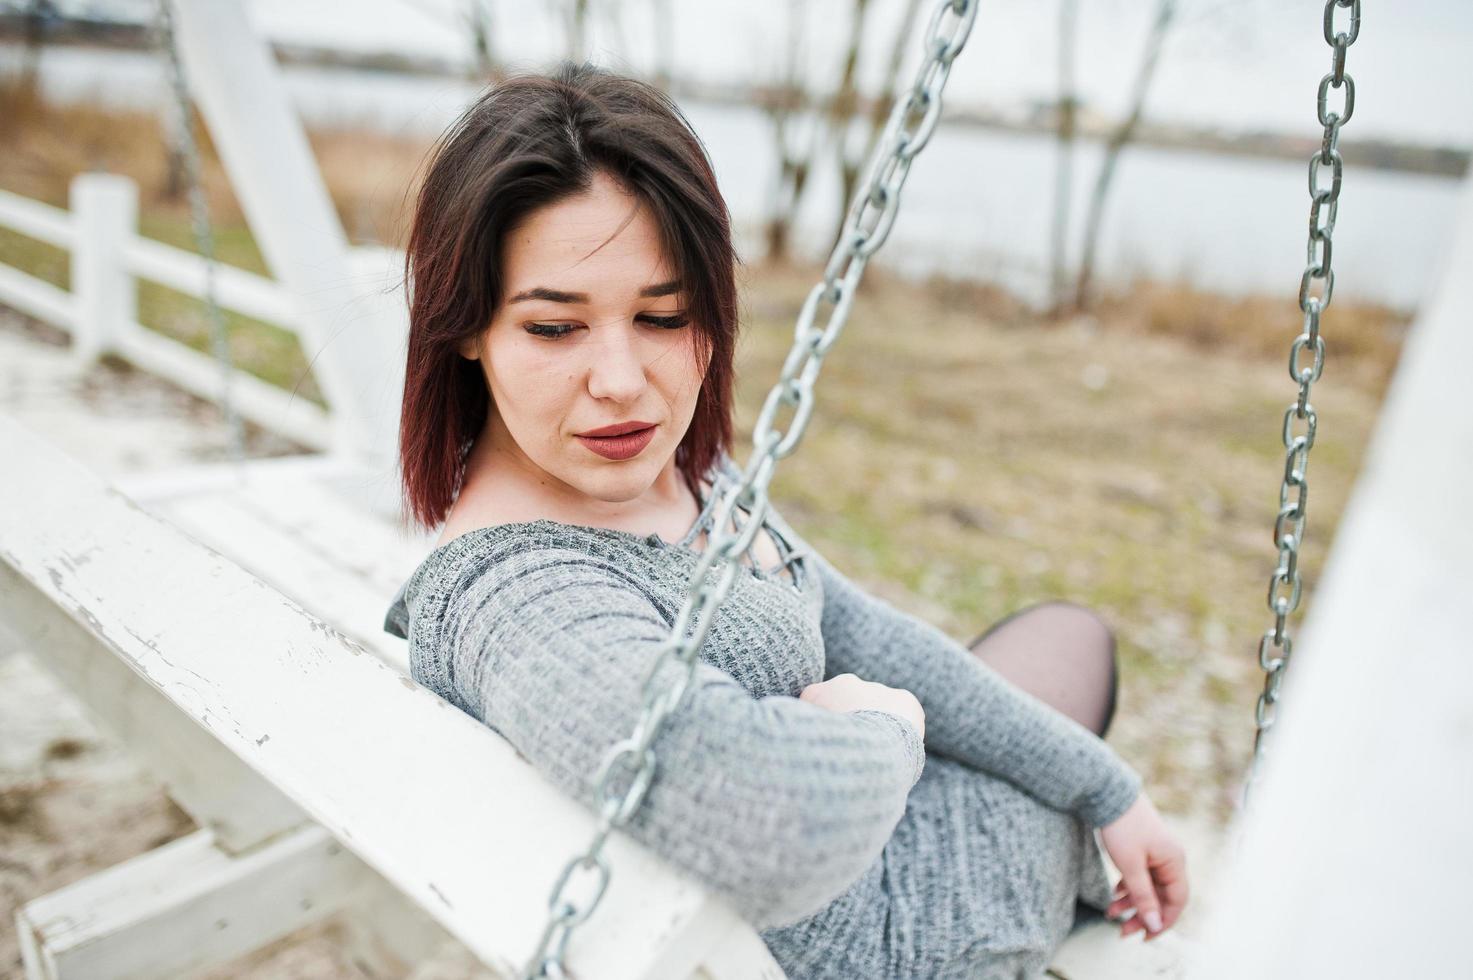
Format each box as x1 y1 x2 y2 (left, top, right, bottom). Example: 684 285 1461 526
585 322 647 402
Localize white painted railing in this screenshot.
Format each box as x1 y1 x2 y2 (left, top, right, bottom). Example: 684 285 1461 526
0 177 414 456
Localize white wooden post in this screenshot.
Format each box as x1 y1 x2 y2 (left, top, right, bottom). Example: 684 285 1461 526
1190 174 1473 978
69 173 137 366
164 0 406 483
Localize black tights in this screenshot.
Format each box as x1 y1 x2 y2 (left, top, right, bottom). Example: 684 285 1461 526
964 601 1119 739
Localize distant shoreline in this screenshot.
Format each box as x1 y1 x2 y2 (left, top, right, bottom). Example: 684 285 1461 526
2 18 1468 179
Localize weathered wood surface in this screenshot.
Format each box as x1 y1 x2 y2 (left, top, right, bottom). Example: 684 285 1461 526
0 412 772 979
127 461 429 673
16 825 365 979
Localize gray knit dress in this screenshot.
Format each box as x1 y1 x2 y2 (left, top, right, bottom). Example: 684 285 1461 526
384 451 1142 979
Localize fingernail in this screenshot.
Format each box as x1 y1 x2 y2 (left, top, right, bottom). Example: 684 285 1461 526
1144 910 1163 932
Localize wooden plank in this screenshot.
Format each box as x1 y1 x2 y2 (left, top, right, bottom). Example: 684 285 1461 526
114 453 432 608
691 929 791 980
4 569 480 979
224 472 432 603
124 457 433 674
1046 918 1196 979
0 561 304 854
168 1 403 466
0 265 77 330
116 325 333 452
0 412 772 980
16 826 365 980
334 871 480 980
151 488 409 671
123 234 300 327
110 452 349 507
0 187 74 248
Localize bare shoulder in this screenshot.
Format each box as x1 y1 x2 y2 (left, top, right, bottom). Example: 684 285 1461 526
433 482 541 548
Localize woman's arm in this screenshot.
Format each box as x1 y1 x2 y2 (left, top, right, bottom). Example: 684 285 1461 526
801 545 1141 828
432 542 925 930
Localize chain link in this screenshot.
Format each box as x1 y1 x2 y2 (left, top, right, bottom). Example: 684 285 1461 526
1244 0 1360 809
153 0 246 466
518 2 978 975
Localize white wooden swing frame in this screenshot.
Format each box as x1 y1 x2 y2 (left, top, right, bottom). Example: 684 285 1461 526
2 0 1470 977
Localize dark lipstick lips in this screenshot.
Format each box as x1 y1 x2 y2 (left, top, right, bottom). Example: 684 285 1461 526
578 421 655 437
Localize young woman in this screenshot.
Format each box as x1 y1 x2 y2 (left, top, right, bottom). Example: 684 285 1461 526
383 63 1188 979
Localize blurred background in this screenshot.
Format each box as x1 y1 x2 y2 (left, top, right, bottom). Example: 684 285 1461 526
1 1 1468 975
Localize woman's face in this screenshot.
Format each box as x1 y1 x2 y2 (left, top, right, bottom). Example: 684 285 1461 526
460 170 710 508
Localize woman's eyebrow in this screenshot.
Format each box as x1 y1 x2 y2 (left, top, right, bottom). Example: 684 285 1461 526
507 280 681 304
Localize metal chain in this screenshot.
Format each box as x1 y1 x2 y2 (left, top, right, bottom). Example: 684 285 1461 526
519 2 978 976
1243 0 1360 809
153 0 246 466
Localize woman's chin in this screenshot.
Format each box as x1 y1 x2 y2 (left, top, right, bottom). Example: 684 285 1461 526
561 455 665 503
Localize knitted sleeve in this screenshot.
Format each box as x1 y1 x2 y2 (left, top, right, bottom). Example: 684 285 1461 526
801 546 1142 828
437 541 926 929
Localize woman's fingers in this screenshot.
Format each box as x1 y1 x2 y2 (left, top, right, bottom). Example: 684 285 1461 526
1112 850 1190 941
1107 880 1134 928
1106 883 1133 919
1121 860 1164 938
1152 849 1191 930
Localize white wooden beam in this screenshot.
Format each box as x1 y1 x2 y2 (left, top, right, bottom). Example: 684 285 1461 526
70 175 138 366
0 187 74 247
122 232 301 327
115 323 334 452
16 826 364 980
165 0 405 472
149 484 412 671
0 561 305 854
0 264 76 328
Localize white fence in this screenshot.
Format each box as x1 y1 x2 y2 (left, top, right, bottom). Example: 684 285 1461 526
0 175 409 455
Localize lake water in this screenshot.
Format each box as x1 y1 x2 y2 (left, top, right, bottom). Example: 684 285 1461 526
3 42 1465 310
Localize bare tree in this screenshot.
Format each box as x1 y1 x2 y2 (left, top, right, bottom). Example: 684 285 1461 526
599 0 631 64
16 0 54 95
1049 0 1079 316
651 0 673 92
823 0 870 253
465 0 498 79
565 0 591 62
762 0 824 263
829 0 922 254
1073 0 1178 310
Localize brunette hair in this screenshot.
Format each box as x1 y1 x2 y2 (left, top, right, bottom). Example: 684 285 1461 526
395 62 740 533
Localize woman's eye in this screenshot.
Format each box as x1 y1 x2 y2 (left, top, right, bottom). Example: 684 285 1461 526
526 323 577 338
641 314 690 330
525 314 688 340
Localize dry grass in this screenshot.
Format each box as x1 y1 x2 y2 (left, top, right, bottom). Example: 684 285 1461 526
0 76 429 250
0 82 1409 828
1090 277 1410 396
736 260 1394 825
0 77 438 406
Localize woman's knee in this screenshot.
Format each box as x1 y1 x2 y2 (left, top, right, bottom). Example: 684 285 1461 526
1038 600 1116 660
967 599 1116 657
966 599 1120 738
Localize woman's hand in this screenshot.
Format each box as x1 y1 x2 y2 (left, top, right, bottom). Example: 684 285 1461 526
799 673 925 741
1099 792 1189 941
